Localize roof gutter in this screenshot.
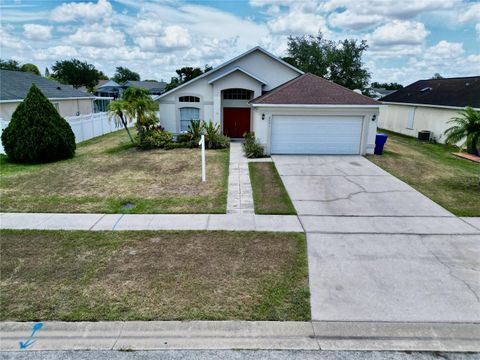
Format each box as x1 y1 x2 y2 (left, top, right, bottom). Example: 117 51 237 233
0 97 95 103
381 101 480 111
250 104 383 108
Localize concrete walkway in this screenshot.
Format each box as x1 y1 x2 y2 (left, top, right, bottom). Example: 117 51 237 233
227 142 254 214
273 155 480 324
0 213 303 232
1 321 478 352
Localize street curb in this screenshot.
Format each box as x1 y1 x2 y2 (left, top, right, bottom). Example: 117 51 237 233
1 321 479 353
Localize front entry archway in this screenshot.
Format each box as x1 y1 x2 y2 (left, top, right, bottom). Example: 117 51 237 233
223 107 251 138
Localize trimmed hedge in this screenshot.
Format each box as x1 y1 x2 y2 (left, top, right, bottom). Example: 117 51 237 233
1 84 76 163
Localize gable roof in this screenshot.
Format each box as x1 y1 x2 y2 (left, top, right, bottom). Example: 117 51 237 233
159 46 303 99
250 73 379 106
207 66 267 85
98 80 120 89
0 69 94 102
381 76 480 108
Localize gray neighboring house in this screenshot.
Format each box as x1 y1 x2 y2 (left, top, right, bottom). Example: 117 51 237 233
0 69 95 121
370 87 397 100
122 80 167 95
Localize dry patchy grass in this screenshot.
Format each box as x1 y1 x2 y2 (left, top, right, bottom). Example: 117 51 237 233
367 130 479 217
249 162 296 215
0 230 309 321
0 131 229 213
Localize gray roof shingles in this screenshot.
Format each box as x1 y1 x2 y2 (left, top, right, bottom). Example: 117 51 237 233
380 76 480 108
250 73 379 105
0 69 93 101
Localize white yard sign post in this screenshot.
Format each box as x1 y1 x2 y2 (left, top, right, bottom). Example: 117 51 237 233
199 134 206 182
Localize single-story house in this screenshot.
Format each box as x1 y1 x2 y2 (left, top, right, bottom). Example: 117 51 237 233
0 69 95 121
379 76 480 143
158 46 380 155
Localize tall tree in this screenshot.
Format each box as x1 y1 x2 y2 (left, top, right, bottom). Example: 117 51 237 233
329 38 370 90
164 64 212 92
51 59 102 90
112 66 140 83
45 67 50 77
432 73 444 79
284 33 371 90
20 63 40 75
0 59 21 71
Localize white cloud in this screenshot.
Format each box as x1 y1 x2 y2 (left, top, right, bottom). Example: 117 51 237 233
459 3 480 23
132 20 191 51
23 24 52 41
50 0 113 23
68 24 125 47
0 24 28 49
328 10 383 30
33 45 79 60
267 10 327 35
370 20 429 46
476 24 480 38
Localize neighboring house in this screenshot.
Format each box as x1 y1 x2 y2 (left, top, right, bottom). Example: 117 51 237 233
0 69 95 121
158 46 380 155
379 76 480 143
95 80 121 98
369 87 397 100
123 80 167 95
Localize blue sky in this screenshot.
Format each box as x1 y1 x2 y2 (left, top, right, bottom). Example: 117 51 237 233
1 0 479 85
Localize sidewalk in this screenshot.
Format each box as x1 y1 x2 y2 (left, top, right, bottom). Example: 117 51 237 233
1 321 479 352
0 213 303 232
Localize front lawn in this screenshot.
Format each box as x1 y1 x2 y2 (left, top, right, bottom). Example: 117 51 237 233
0 230 310 321
367 130 480 217
249 162 296 215
0 131 229 213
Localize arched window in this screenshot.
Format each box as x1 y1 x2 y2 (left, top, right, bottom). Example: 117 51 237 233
180 107 200 131
179 96 200 103
223 89 253 100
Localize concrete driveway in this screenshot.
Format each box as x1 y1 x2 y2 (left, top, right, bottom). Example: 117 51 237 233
273 155 480 322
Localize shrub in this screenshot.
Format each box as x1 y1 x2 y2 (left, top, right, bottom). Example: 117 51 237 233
187 119 204 140
204 121 229 149
176 133 192 143
1 84 76 163
243 131 264 158
137 129 173 150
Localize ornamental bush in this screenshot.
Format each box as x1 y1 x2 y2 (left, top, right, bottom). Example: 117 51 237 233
243 131 264 158
1 84 76 163
137 129 173 150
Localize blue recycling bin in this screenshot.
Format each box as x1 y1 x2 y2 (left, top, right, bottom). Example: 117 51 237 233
374 134 388 155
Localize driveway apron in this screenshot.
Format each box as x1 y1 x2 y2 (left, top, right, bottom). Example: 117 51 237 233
273 155 480 322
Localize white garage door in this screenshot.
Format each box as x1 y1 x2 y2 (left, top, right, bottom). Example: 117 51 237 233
271 115 363 154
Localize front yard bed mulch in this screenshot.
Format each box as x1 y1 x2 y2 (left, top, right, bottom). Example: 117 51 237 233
0 130 229 214
0 230 310 321
249 162 296 215
367 130 480 217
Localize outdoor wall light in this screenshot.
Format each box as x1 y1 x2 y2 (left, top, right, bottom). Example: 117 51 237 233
262 113 265 120
372 114 376 122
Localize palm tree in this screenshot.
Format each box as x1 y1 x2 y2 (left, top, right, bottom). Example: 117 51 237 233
122 87 157 131
444 107 480 155
108 100 135 143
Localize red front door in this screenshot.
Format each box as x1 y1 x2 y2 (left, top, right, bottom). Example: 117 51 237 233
223 107 251 138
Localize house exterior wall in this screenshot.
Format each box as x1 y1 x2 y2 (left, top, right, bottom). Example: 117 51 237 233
252 106 379 155
158 49 300 133
379 104 462 143
0 98 93 121
212 71 263 130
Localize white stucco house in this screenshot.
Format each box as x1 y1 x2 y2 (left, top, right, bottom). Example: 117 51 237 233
379 76 480 143
158 46 380 155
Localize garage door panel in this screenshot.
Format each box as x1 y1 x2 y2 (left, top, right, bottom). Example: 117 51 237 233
271 116 363 154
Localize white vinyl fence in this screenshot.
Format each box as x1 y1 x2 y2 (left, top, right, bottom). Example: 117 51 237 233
0 112 118 154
